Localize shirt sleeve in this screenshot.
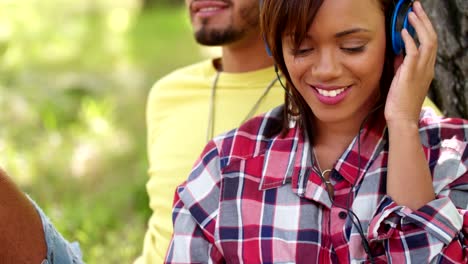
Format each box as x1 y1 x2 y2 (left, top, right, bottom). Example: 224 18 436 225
368 135 468 263
368 195 467 262
28 196 84 264
137 80 176 264
165 141 225 264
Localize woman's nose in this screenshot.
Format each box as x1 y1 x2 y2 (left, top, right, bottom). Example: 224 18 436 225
311 49 341 81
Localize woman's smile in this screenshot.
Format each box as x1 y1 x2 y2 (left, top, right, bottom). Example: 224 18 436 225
310 84 352 105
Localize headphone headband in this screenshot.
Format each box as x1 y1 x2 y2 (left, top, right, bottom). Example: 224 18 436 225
391 0 416 54
263 0 416 56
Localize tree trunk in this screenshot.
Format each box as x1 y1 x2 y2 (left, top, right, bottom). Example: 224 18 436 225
425 0 467 118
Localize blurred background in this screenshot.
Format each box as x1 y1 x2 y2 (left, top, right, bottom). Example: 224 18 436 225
0 0 465 263
0 0 218 263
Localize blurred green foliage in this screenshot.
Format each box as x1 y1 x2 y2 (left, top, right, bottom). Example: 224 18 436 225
142 0 185 8
0 0 207 263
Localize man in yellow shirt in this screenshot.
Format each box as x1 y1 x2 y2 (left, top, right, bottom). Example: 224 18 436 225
136 0 441 263
135 1 284 263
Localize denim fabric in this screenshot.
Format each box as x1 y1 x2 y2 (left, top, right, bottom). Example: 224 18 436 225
28 196 84 264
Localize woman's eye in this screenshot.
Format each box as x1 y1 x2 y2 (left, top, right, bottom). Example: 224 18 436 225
293 48 313 56
342 46 366 53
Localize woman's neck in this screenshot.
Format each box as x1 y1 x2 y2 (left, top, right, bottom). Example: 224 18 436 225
312 123 357 172
311 109 378 171
314 119 361 147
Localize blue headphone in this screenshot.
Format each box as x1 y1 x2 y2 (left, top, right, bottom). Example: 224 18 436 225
391 0 416 54
262 0 416 56
259 0 273 56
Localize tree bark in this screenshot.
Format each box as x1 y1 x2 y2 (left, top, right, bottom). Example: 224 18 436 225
425 0 467 118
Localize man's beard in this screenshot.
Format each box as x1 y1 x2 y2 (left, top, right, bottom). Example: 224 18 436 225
194 25 244 46
193 3 259 46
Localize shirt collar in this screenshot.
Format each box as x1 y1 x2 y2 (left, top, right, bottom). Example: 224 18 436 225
334 111 388 184
259 110 388 207
259 126 308 190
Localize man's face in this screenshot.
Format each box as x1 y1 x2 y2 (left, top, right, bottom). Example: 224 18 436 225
186 0 260 46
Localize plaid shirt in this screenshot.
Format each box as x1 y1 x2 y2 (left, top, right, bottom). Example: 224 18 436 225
165 106 468 264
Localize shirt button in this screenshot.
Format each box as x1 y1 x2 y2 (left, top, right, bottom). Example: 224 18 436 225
332 170 344 181
338 211 347 219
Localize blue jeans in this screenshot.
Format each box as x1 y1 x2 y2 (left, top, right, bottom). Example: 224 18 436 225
28 196 84 264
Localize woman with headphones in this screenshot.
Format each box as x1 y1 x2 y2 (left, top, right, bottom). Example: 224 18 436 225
165 0 467 263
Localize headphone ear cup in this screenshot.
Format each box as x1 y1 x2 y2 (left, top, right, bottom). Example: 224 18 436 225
391 0 416 54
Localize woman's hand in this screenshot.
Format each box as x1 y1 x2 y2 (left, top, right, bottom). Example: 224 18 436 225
385 2 437 210
385 1 438 126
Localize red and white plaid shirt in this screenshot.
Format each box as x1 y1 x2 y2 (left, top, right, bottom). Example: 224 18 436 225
165 106 468 263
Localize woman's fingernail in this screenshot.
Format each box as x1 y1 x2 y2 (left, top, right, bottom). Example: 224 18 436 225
401 28 407 36
415 1 423 11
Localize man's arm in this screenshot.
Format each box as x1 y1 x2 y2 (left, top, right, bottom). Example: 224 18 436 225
0 168 46 263
0 168 83 263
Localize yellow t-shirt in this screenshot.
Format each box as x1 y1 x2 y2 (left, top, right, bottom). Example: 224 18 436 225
136 59 441 263
137 60 285 263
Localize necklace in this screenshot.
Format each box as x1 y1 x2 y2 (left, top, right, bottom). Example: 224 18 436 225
312 148 333 189
206 70 278 142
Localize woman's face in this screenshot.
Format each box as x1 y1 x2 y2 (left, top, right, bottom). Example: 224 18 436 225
282 0 387 125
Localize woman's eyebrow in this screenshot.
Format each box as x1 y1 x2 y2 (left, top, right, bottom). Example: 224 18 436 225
334 28 370 38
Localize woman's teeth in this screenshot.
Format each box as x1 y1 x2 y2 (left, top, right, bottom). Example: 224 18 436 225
316 87 346 97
